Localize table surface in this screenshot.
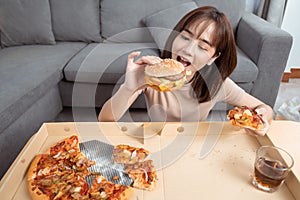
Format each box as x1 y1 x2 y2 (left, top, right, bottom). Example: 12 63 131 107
0 121 299 200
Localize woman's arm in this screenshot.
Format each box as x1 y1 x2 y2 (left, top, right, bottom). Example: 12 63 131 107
98 51 162 122
98 84 141 121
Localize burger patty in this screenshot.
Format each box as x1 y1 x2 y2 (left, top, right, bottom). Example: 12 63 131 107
162 70 186 81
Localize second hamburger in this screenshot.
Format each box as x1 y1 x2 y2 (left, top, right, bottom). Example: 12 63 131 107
144 59 186 92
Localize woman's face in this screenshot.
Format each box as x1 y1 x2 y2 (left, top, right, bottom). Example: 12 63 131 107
171 22 219 75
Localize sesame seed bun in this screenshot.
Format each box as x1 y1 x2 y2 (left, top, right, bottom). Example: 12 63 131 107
144 59 185 77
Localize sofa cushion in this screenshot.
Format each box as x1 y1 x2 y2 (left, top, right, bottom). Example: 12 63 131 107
64 43 160 84
60 80 147 108
0 0 55 47
143 2 198 52
193 0 245 32
230 47 258 83
0 42 86 133
0 87 62 179
50 0 101 42
100 0 192 42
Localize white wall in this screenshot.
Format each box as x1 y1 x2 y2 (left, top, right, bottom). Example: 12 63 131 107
245 0 260 13
281 0 300 72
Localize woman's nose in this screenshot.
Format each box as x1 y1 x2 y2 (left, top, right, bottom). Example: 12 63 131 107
182 40 197 55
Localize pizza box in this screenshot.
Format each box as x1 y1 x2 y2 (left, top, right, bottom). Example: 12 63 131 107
257 120 300 200
0 121 298 199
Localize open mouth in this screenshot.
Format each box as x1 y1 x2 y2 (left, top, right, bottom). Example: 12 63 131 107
177 56 191 67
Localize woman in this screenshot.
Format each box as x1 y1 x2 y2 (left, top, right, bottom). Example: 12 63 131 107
98 6 273 136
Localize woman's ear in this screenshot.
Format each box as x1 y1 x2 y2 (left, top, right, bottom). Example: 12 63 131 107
207 52 221 65
207 58 214 65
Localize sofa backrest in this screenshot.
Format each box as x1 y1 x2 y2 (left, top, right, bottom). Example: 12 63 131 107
0 0 246 47
193 0 245 32
100 0 246 43
101 0 192 42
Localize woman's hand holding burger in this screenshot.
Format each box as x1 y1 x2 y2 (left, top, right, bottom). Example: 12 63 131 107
99 52 188 121
124 51 162 92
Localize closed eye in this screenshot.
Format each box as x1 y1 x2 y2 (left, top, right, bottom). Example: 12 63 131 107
198 45 207 51
180 34 190 41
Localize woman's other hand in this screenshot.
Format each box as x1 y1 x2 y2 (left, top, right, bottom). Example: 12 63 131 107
244 106 272 136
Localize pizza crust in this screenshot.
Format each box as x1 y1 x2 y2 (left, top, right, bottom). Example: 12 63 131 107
27 154 50 200
230 122 263 131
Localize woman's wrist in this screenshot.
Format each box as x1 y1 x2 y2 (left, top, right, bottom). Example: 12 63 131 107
121 82 147 94
120 83 138 94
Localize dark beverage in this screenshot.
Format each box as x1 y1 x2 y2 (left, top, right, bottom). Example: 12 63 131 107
253 157 287 191
252 146 294 193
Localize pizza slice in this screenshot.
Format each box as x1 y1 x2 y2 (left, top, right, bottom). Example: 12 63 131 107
88 175 134 200
124 160 157 191
47 135 80 160
47 135 96 176
27 154 89 200
227 106 264 131
113 144 149 164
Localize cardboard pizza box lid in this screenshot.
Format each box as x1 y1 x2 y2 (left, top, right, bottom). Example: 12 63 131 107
0 122 298 199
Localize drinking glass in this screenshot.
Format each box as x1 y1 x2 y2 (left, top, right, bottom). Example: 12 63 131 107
252 145 294 192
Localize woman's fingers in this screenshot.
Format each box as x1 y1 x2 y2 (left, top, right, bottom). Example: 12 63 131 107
244 117 269 137
127 51 141 64
244 106 270 137
135 55 162 65
255 107 267 116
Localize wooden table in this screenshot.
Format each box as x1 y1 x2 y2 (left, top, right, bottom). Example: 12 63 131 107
0 121 299 199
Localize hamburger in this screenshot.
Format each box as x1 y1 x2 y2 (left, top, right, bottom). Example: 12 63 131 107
144 58 186 92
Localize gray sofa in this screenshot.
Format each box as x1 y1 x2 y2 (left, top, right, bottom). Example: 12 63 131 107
0 0 292 179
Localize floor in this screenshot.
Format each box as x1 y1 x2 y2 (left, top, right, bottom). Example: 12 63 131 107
55 79 300 122
274 79 300 111
273 78 300 120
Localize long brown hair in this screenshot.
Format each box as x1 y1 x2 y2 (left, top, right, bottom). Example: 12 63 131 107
162 6 237 103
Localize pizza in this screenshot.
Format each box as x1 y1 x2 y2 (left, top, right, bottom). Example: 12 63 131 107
88 175 133 200
27 135 99 200
27 135 157 200
113 144 149 164
123 160 157 191
227 106 264 131
113 145 157 191
27 154 90 200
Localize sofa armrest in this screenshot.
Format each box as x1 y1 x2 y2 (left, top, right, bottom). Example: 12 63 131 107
236 12 293 108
